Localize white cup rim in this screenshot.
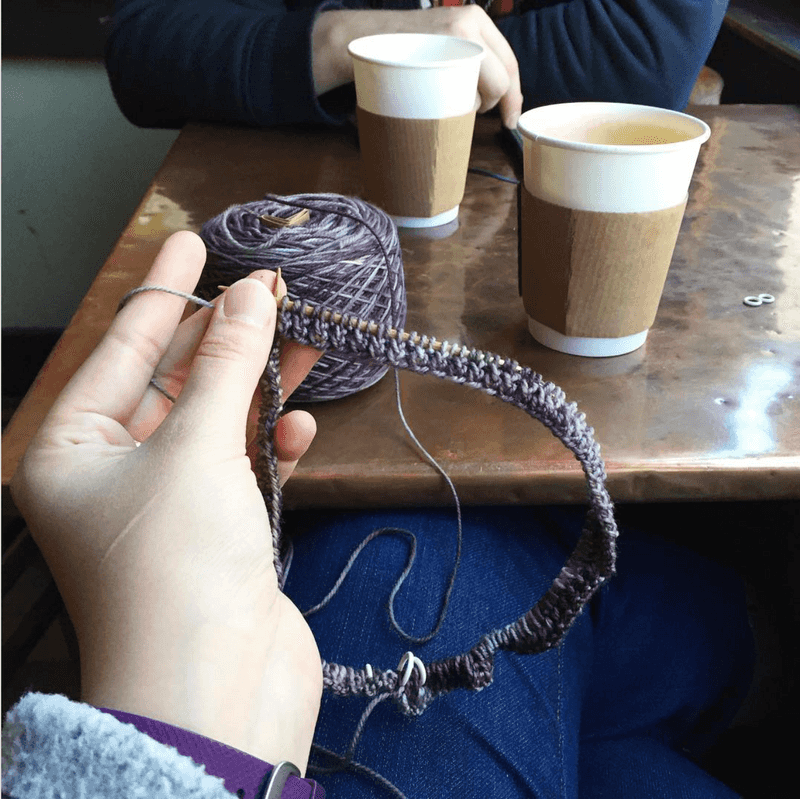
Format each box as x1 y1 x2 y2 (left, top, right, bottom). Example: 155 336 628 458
517 102 711 155
348 33 485 69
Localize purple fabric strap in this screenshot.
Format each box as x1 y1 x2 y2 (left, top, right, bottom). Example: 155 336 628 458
99 708 324 799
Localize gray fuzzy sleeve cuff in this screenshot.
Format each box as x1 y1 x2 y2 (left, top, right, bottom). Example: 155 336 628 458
2 692 235 799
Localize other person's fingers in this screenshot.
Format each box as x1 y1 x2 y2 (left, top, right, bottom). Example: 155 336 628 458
476 47 512 115
314 9 522 127
446 6 522 127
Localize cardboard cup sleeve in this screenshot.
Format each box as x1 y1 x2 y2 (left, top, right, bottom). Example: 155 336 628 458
357 106 477 218
519 186 687 339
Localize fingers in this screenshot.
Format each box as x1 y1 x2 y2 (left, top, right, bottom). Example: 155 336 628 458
245 403 318 484
163 276 278 449
317 8 522 127
52 231 207 424
243 332 323 478
244 339 323 456
126 301 216 440
130 267 322 442
279 340 325 398
489 51 523 130
471 12 522 127
436 6 521 129
274 410 318 487
223 271 323 400
477 51 512 115
161 270 322 455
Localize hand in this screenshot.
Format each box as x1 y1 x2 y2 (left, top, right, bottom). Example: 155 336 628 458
10 231 324 772
312 7 523 129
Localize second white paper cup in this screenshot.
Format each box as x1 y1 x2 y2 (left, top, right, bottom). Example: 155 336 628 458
517 102 710 356
518 102 710 213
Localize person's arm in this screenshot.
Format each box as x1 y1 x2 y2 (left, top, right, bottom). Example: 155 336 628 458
106 0 522 127
106 0 350 128
9 232 324 772
106 0 719 131
2 693 324 798
106 1 523 129
496 0 729 111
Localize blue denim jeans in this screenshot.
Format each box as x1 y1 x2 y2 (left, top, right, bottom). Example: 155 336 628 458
283 505 754 798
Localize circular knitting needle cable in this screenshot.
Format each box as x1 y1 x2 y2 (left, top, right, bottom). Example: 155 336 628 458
118 284 619 718
273 294 617 715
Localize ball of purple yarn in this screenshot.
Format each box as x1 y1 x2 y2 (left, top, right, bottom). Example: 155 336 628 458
198 193 407 402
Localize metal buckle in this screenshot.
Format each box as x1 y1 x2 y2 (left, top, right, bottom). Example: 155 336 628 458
258 760 301 799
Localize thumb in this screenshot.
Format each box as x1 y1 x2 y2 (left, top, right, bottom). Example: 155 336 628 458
165 277 277 449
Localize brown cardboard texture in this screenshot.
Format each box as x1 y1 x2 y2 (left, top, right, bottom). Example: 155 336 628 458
519 187 687 338
357 106 476 218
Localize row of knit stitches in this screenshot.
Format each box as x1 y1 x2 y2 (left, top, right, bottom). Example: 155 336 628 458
279 299 610 476
322 661 397 698
278 299 618 559
255 337 286 587
320 660 435 717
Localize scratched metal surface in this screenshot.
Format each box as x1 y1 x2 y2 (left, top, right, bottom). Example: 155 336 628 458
3 107 799 507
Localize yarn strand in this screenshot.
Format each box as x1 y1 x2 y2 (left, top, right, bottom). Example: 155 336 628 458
301 527 418 620
256 339 287 587
389 369 463 644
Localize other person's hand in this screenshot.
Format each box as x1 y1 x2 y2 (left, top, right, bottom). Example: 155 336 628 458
312 7 523 129
10 231 323 772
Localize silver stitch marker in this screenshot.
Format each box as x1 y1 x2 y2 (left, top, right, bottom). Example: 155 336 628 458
397 651 427 687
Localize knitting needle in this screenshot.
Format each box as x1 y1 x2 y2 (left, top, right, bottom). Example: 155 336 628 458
279 297 522 368
258 208 310 227
215 285 519 368
220 271 285 303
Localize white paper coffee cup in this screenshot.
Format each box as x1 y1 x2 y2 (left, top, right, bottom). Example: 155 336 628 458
517 102 711 356
349 34 484 227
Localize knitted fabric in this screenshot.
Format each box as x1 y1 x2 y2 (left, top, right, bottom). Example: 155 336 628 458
117 287 619 720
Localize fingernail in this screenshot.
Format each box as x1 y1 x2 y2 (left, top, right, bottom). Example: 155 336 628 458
222 278 272 328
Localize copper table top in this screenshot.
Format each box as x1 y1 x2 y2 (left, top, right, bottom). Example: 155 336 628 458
3 106 799 510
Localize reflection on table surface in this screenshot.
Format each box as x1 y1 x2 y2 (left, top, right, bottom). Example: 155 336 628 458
2 106 799 508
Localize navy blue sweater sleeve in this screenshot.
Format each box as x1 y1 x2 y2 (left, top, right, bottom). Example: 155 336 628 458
106 0 347 128
106 0 728 129
498 0 729 111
